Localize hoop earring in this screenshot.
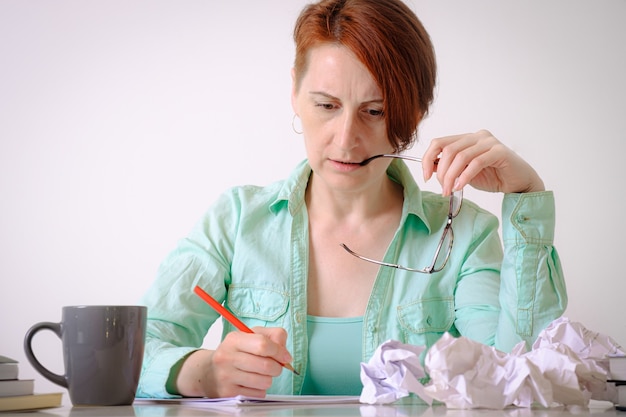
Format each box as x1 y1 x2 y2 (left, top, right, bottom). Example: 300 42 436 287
292 114 303 135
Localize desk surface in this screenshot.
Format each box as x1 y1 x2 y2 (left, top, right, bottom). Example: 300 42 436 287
16 401 626 417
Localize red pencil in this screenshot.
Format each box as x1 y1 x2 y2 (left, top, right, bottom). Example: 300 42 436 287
193 285 299 375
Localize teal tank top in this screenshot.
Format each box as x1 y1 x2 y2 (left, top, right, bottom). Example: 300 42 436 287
300 315 363 395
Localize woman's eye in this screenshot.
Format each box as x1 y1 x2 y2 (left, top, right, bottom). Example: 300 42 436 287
367 109 384 117
315 103 335 110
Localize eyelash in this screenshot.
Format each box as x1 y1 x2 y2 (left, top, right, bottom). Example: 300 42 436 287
315 103 384 117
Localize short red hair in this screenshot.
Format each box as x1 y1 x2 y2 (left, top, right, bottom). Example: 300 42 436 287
293 0 436 152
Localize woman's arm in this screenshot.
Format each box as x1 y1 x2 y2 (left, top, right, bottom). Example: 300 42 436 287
425 131 567 350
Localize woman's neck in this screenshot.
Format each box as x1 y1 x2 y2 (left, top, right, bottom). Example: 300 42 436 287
305 172 403 226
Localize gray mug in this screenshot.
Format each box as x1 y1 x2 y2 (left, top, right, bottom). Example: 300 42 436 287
24 305 147 406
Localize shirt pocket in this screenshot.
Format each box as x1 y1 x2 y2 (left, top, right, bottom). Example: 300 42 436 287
397 297 455 347
226 285 290 328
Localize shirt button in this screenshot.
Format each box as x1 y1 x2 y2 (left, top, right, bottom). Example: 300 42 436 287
516 214 529 222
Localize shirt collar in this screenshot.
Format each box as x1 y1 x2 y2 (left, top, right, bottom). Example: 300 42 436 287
270 160 310 216
270 159 432 233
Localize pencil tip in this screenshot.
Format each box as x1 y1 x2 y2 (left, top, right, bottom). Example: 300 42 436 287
282 362 299 375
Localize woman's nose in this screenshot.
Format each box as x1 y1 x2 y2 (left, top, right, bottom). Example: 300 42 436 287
334 111 359 150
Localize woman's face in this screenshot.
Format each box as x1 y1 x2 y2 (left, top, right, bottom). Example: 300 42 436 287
291 44 394 193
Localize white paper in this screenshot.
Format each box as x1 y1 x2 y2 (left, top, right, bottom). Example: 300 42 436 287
359 339 432 405
532 317 624 358
359 316 626 409
530 316 624 403
135 394 361 407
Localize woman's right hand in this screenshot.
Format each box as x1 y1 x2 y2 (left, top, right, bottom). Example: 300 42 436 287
173 327 293 398
422 129 545 196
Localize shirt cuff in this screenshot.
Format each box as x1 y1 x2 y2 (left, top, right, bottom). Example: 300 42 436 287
502 191 555 245
136 345 198 398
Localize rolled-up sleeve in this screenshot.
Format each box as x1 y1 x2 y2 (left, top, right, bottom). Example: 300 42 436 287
135 247 226 398
136 191 239 398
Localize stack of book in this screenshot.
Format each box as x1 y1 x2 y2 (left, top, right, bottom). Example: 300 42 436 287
608 354 626 411
0 355 62 412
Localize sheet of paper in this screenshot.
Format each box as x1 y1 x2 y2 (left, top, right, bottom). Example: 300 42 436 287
135 394 361 407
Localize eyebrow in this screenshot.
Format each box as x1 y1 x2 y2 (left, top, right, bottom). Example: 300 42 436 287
309 91 383 105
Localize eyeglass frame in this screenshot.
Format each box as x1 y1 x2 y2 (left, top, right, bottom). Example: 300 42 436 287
340 154 463 274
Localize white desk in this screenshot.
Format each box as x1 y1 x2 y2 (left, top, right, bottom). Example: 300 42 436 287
17 401 625 417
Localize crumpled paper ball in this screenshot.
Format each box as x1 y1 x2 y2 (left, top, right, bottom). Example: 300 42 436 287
359 317 624 408
359 339 431 405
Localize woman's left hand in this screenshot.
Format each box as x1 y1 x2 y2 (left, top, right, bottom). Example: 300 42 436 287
421 129 545 196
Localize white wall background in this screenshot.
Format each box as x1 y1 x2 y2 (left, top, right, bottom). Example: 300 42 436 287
1 0 625 403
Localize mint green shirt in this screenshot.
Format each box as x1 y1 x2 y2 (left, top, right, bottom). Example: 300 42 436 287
137 159 567 398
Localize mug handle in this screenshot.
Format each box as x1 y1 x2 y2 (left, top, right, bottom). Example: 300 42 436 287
23 322 68 388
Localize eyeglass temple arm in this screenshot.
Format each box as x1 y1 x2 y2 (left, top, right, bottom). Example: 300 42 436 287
339 243 432 274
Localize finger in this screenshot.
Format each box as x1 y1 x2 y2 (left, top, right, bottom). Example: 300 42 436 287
231 350 285 377
210 342 281 396
440 140 495 195
216 333 264 366
421 138 444 180
227 355 278 386
210 364 272 399
223 330 292 375
211 372 270 399
251 327 292 365
253 327 288 346
422 133 465 181
433 131 502 194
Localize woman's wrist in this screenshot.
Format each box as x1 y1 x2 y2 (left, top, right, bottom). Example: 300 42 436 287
171 349 215 397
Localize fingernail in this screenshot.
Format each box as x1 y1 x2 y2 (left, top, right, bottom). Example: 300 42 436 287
452 178 461 192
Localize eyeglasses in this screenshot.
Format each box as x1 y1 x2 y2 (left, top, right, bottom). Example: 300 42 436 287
340 154 463 274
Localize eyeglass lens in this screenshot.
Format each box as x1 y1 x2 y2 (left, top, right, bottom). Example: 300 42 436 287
431 189 463 271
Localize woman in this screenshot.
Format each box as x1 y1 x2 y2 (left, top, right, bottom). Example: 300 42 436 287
137 0 566 399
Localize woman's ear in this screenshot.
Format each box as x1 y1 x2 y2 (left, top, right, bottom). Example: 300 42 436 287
290 67 299 115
